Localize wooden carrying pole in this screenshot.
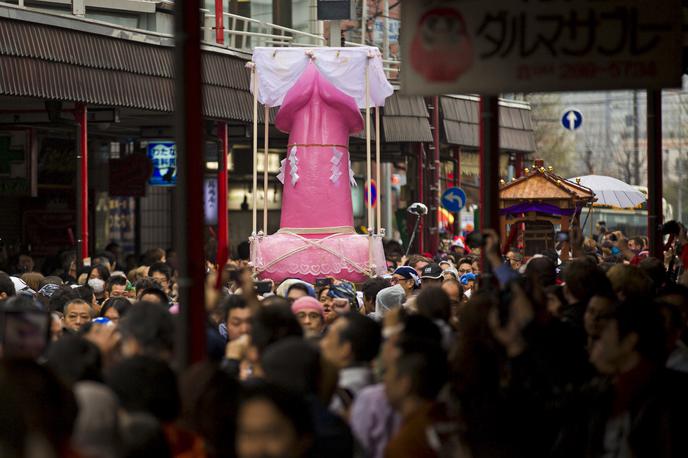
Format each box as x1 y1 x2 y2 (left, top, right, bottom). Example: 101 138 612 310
252 68 258 234
375 106 381 235
263 105 269 233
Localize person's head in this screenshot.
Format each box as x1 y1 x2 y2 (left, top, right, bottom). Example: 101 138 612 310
106 356 180 423
584 292 617 343
562 258 612 305
106 275 128 299
118 302 175 361
658 300 685 353
0 273 16 300
286 283 310 303
249 304 303 363
142 248 166 267
237 382 313 458
261 337 321 395
374 285 406 319
391 266 420 295
291 296 325 339
361 277 391 315
638 257 666 292
317 286 337 325
135 276 162 295
657 284 688 329
420 263 444 288
590 298 667 374
45 335 102 387
606 264 653 302
138 288 169 307
148 262 172 295
14 254 35 274
525 257 557 288
416 286 451 323
628 236 644 253
441 279 462 302
20 272 44 292
384 339 448 410
545 284 566 317
93 254 113 273
327 282 358 315
63 299 93 332
179 362 240 458
99 297 132 325
88 264 110 282
223 295 252 341
407 255 432 277
457 257 474 276
320 312 381 369
74 284 96 308
505 251 523 271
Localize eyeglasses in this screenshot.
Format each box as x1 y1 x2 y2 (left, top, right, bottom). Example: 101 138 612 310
458 268 472 274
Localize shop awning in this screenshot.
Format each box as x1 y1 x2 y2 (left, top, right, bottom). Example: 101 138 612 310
382 92 433 142
441 96 536 152
0 14 260 121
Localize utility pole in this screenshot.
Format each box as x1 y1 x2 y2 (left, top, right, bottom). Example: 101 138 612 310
633 90 640 185
679 91 684 223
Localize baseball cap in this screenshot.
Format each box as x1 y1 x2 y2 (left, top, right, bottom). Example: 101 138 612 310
392 266 421 288
420 263 443 280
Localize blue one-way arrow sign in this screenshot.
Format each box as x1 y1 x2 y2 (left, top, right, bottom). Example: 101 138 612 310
441 187 466 213
561 109 583 131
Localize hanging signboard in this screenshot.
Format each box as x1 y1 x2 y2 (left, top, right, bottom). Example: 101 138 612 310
147 141 176 186
401 0 682 95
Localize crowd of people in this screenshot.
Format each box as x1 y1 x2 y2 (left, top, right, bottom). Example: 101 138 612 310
1 221 688 458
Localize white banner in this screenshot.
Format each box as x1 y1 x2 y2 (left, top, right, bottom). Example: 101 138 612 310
401 0 682 95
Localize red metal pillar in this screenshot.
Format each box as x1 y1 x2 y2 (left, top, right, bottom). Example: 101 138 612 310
479 96 500 269
75 103 89 264
430 96 441 255
416 143 425 254
647 90 663 259
174 0 206 366
453 147 460 235
216 122 229 280
215 0 224 44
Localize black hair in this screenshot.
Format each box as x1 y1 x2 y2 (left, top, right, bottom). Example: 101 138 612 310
613 298 667 364
401 314 443 345
99 297 133 320
118 302 175 358
525 257 557 288
361 277 391 302
562 258 612 304
395 339 448 400
45 335 102 387
221 294 247 323
337 312 381 363
148 262 172 282
106 356 180 422
94 251 115 267
135 277 162 293
416 286 451 323
105 275 128 293
138 288 169 306
105 242 120 252
249 304 303 355
638 257 666 292
286 283 310 297
237 241 250 261
239 381 313 440
89 264 110 282
179 362 240 458
49 286 80 313
0 273 16 297
74 285 95 303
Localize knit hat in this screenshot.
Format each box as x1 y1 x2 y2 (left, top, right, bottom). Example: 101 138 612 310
291 296 324 317
276 279 316 298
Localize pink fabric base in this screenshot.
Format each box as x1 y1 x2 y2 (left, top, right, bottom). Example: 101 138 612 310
251 232 386 284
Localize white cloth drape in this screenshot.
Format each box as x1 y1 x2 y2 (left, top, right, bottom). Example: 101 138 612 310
251 47 394 108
